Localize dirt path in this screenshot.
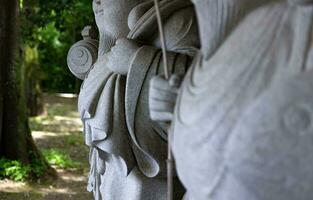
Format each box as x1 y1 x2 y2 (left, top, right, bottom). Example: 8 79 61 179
0 93 92 200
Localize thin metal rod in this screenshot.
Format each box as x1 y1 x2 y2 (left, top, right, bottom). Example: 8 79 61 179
154 0 169 80
153 1 173 200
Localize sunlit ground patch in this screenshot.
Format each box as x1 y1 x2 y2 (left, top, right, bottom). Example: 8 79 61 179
0 93 90 200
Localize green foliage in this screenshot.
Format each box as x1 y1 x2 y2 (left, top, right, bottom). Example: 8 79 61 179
28 151 49 178
29 116 45 130
0 149 82 182
23 44 44 116
35 22 62 48
66 134 81 146
42 149 81 169
0 154 49 181
24 45 39 68
0 158 30 181
21 0 94 92
47 103 77 117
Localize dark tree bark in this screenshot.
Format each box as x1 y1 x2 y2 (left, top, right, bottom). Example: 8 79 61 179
0 0 53 178
0 0 28 161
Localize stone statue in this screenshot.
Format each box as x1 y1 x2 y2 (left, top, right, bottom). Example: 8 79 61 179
149 0 275 121
68 0 199 199
150 0 313 199
67 26 99 80
214 69 313 200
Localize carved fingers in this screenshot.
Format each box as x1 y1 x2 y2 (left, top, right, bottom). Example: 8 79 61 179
149 74 183 122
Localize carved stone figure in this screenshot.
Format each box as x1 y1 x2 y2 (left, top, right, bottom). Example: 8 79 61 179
149 0 274 121
67 26 99 80
68 0 199 199
214 70 313 200
150 0 313 199
170 0 312 199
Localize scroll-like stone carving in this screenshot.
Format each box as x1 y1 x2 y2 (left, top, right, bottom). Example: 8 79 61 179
67 26 98 80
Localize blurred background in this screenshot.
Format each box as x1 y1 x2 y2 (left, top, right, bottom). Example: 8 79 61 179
0 0 96 199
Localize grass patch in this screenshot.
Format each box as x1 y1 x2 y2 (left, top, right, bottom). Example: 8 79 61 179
65 133 83 146
46 103 78 118
0 94 91 199
0 154 50 182
0 158 30 181
42 149 81 170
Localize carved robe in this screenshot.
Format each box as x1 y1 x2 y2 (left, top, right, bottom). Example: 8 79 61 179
171 0 312 199
78 0 199 199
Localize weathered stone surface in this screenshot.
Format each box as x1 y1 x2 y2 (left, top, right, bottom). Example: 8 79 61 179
67 0 313 199
219 72 313 200
68 0 199 199
67 26 98 80
169 0 313 199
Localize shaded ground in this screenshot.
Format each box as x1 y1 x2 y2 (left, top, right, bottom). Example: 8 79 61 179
0 93 92 200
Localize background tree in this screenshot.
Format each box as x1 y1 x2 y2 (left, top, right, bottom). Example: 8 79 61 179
0 0 52 177
0 0 93 179
20 0 94 116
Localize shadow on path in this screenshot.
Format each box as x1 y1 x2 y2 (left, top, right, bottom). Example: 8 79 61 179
0 93 91 200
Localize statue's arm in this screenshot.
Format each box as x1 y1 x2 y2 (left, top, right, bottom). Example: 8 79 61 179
105 38 140 76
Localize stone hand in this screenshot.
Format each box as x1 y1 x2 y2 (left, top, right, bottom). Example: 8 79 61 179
105 38 140 75
149 74 183 122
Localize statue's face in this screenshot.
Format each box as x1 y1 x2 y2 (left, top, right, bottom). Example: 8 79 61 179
92 0 140 38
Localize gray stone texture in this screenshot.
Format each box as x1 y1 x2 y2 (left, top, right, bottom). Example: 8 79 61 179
67 26 99 80
69 0 199 199
219 71 313 200
67 0 313 199
170 0 313 199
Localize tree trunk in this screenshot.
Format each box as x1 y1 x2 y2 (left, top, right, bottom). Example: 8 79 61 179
0 0 53 179
0 21 3 148
0 0 27 161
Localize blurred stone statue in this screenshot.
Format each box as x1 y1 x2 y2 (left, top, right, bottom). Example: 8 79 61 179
149 0 272 121
68 0 199 199
149 0 313 199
